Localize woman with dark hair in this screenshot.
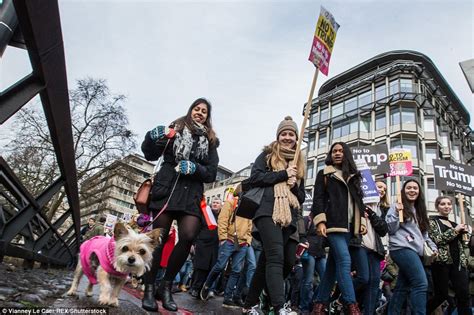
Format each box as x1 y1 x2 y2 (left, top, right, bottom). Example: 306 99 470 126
427 196 471 315
385 178 437 315
241 116 306 315
140 98 219 312
311 142 367 315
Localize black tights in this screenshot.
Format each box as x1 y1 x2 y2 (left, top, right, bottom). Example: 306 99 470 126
144 212 202 284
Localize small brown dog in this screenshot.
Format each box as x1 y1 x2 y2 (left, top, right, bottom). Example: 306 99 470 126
66 222 161 306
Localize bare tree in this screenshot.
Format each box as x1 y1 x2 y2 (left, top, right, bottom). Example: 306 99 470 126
4 78 136 220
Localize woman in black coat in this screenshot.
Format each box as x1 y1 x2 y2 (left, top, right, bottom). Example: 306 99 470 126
141 98 219 312
242 116 306 315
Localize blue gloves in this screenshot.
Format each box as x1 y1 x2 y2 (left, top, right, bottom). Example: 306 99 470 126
150 125 175 141
175 160 197 175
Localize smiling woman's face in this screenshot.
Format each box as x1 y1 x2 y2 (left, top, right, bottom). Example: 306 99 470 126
191 103 208 124
278 130 297 149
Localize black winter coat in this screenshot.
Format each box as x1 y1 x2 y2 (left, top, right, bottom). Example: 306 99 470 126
304 216 326 258
193 211 219 270
311 165 366 235
141 128 219 217
247 151 306 234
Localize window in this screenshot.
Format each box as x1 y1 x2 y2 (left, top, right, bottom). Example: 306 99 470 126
341 123 350 137
332 124 342 139
401 106 416 124
307 160 314 179
400 78 413 93
452 144 461 162
360 114 371 133
426 145 437 166
375 84 386 101
316 160 325 173
345 96 358 113
375 111 386 130
358 90 372 107
331 102 343 118
320 107 329 122
423 117 434 132
392 138 418 159
349 119 358 134
439 132 449 147
391 138 402 150
389 79 399 96
427 179 438 202
310 112 319 127
390 107 401 126
308 133 316 152
318 132 327 148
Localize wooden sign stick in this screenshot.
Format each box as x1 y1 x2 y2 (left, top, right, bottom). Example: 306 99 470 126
396 175 403 223
457 193 468 241
294 67 319 164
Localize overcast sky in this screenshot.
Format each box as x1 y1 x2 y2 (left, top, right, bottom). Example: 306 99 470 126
2 0 473 172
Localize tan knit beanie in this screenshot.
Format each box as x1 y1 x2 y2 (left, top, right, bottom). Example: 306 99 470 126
276 116 298 139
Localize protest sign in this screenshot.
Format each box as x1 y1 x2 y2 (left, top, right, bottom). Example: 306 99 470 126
355 159 380 204
308 6 340 76
352 143 389 175
433 159 474 196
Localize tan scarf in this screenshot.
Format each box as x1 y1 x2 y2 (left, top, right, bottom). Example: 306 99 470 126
266 142 305 227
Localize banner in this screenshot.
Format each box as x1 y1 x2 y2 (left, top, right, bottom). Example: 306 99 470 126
200 199 217 230
388 149 413 177
433 159 474 196
351 144 389 175
308 6 340 76
355 159 380 204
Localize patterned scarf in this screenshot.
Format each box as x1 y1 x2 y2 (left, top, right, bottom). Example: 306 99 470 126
173 122 209 162
266 142 305 227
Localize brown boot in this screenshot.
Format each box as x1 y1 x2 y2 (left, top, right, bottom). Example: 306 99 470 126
311 303 327 315
347 303 362 315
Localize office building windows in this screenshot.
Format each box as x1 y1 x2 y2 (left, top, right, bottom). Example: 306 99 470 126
332 102 343 118
307 160 314 179
426 145 437 165
390 107 401 126
375 84 386 101
319 132 327 148
320 107 329 122
375 111 386 130
400 78 413 93
308 133 316 152
401 106 416 124
359 90 372 107
345 96 358 113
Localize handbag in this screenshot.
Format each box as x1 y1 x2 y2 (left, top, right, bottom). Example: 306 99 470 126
235 187 264 219
133 139 170 214
423 241 436 266
134 179 153 214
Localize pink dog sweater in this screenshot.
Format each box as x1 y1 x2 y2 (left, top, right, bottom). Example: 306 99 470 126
80 236 128 284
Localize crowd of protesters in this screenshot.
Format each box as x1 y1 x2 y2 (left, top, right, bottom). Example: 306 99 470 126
127 99 473 315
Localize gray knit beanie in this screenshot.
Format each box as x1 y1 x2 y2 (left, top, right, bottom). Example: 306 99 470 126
276 116 298 139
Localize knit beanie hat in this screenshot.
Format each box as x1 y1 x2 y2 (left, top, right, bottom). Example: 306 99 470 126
276 116 298 139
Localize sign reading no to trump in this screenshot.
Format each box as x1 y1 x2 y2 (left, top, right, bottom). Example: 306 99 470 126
433 159 474 196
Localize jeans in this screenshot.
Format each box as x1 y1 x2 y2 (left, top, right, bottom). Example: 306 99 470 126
315 232 356 304
174 259 193 285
236 245 257 294
204 240 248 300
351 247 382 315
388 248 427 315
300 255 327 311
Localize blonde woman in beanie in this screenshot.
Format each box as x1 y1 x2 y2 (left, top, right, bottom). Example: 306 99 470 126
241 116 306 315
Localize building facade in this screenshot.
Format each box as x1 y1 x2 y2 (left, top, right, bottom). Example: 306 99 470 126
304 50 473 218
204 165 250 204
80 154 155 224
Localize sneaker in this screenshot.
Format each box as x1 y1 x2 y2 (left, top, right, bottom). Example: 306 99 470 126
278 302 298 315
223 299 239 308
242 305 264 315
200 284 211 300
208 291 215 299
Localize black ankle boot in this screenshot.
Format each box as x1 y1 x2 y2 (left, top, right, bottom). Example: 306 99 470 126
156 280 178 311
142 284 158 311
